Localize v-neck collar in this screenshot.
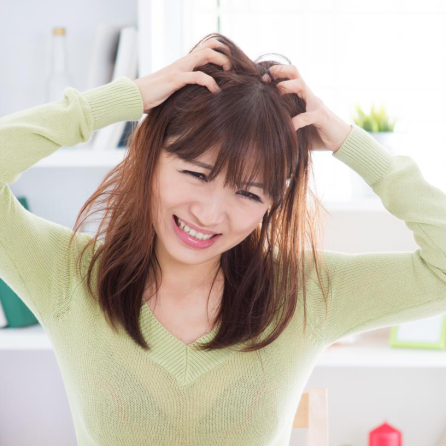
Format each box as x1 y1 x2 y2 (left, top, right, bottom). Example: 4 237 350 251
139 298 238 386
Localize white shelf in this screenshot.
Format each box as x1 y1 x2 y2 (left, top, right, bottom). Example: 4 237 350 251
33 144 127 168
320 328 446 368
3 324 446 367
322 197 384 211
0 324 52 350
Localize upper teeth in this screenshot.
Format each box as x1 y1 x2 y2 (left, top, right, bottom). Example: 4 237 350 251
177 217 217 240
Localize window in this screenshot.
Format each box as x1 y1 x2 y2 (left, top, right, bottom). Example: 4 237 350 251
154 0 446 198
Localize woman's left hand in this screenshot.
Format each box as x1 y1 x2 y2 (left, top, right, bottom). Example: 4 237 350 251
262 64 352 152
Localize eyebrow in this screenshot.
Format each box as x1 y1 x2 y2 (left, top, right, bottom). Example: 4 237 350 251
188 160 264 190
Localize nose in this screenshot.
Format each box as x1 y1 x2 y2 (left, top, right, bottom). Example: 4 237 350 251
190 186 226 229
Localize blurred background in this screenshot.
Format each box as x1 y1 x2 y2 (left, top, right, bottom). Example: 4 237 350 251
2 0 446 194
1 1 446 445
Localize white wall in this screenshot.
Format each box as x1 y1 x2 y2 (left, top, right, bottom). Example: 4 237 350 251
0 0 137 116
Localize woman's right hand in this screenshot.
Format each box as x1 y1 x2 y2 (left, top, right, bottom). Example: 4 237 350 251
133 38 232 113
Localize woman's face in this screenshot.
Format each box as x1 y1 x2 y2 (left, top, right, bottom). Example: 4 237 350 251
150 144 272 266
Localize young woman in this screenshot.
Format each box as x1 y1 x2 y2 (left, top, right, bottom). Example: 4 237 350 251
1 33 445 445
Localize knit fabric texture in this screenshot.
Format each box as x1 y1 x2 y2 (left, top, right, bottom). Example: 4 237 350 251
1 76 446 446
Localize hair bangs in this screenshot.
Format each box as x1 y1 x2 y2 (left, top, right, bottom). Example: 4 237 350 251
162 88 297 205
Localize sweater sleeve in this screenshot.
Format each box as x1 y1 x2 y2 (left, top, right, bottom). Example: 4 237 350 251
0 76 144 325
310 124 446 347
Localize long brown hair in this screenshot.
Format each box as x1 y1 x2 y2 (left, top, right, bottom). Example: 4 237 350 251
68 32 332 353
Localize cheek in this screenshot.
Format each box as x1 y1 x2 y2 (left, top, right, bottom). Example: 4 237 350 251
150 171 183 219
231 212 264 236
160 180 194 208
156 169 188 205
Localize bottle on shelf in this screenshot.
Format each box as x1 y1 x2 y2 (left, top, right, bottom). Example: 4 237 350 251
45 27 74 104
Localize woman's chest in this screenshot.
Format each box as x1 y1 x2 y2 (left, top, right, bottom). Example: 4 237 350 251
62 319 323 446
145 294 220 345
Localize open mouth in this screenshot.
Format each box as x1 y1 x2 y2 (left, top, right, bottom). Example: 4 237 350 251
174 215 220 239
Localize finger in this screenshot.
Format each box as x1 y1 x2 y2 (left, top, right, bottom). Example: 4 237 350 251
261 73 271 82
291 110 319 131
190 46 232 71
192 37 230 54
177 70 222 94
268 64 302 81
155 38 231 79
276 78 308 101
189 39 232 71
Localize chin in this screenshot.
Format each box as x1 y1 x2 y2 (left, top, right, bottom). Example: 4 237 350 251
171 249 219 265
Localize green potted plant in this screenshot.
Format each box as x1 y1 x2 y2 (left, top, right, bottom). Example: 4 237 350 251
350 103 399 199
352 102 398 154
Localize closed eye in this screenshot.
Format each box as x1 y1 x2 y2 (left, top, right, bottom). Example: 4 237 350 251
183 170 207 182
181 170 263 203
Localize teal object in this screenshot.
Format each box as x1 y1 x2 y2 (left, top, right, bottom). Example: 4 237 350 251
0 196 40 328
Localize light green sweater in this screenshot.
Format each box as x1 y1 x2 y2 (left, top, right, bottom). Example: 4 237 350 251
1 76 446 446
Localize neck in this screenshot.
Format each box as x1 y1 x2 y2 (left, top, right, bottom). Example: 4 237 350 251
145 239 224 303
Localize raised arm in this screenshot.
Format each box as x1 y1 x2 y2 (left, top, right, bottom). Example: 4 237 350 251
303 125 446 347
0 76 144 325
0 76 143 184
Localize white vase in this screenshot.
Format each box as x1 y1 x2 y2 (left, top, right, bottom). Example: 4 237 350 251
350 131 398 199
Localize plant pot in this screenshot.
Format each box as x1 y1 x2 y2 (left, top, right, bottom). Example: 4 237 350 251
350 131 398 199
